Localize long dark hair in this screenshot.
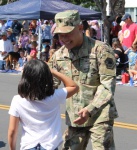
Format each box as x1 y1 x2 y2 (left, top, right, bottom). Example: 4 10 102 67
82 20 90 31
18 59 54 101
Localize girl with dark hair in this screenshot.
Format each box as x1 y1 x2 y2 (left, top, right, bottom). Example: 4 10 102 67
112 38 128 75
82 20 91 37
90 27 97 40
8 59 79 150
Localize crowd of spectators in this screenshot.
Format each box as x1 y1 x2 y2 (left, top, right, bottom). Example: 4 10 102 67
0 15 137 86
110 13 137 86
0 19 102 72
0 19 59 71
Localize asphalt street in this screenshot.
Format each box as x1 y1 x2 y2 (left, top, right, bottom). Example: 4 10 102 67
0 73 137 150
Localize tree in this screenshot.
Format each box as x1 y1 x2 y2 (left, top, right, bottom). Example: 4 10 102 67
0 0 7 5
1 0 125 44
0 0 18 5
63 0 95 8
93 0 125 43
64 0 125 44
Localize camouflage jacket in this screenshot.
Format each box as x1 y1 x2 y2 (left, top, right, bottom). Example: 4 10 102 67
48 36 118 127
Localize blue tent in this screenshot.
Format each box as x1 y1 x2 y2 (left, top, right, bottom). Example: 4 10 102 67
0 0 101 20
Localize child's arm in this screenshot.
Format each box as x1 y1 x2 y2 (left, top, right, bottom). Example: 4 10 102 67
124 48 131 54
135 60 137 70
8 116 19 150
51 69 79 98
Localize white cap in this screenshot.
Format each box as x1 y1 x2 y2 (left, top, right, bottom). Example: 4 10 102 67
44 20 48 24
120 21 125 27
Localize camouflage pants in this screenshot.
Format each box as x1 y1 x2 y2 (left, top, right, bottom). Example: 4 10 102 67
62 120 115 150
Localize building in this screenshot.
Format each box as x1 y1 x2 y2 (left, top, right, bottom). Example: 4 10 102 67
125 0 137 22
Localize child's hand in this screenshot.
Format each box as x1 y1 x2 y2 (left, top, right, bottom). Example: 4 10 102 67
50 68 57 74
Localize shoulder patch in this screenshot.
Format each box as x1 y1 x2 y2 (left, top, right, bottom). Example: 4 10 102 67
105 58 115 69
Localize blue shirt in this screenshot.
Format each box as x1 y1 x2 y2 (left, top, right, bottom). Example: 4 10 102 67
18 57 26 67
5 20 13 29
127 50 137 66
42 25 51 40
7 34 16 43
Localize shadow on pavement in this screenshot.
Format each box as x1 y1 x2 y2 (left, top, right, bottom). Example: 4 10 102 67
0 141 6 148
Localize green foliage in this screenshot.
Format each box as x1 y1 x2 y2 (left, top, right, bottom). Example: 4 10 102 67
0 0 8 5
0 0 18 5
63 0 95 8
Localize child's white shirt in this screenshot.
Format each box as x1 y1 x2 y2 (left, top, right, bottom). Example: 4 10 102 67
9 88 67 150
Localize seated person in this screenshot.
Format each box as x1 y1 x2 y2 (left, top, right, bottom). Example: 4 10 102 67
16 49 27 71
18 29 29 49
26 34 38 55
0 32 13 70
112 38 128 75
30 41 38 59
40 45 50 62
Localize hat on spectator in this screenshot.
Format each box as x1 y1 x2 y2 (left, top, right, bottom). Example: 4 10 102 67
88 20 98 26
0 31 7 36
54 10 81 34
121 13 131 21
6 28 13 33
90 20 98 24
119 21 125 27
44 20 49 24
91 26 96 30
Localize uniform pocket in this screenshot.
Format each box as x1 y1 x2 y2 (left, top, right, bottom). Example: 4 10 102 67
79 55 99 85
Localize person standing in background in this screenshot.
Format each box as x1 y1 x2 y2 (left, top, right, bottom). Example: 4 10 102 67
121 13 137 51
0 32 13 70
90 20 101 40
0 20 6 34
82 20 91 37
0 31 13 58
6 28 16 45
12 20 23 36
118 21 125 43
22 20 29 31
5 20 13 30
41 20 52 44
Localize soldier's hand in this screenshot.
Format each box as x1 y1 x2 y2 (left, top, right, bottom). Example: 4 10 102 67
73 108 90 125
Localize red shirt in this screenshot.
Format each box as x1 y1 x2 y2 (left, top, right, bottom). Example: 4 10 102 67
111 24 121 37
122 23 137 48
30 49 37 59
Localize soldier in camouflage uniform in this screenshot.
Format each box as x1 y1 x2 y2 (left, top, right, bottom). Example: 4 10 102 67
48 10 118 150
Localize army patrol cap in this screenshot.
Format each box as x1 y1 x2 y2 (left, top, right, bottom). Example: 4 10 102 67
54 10 81 34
